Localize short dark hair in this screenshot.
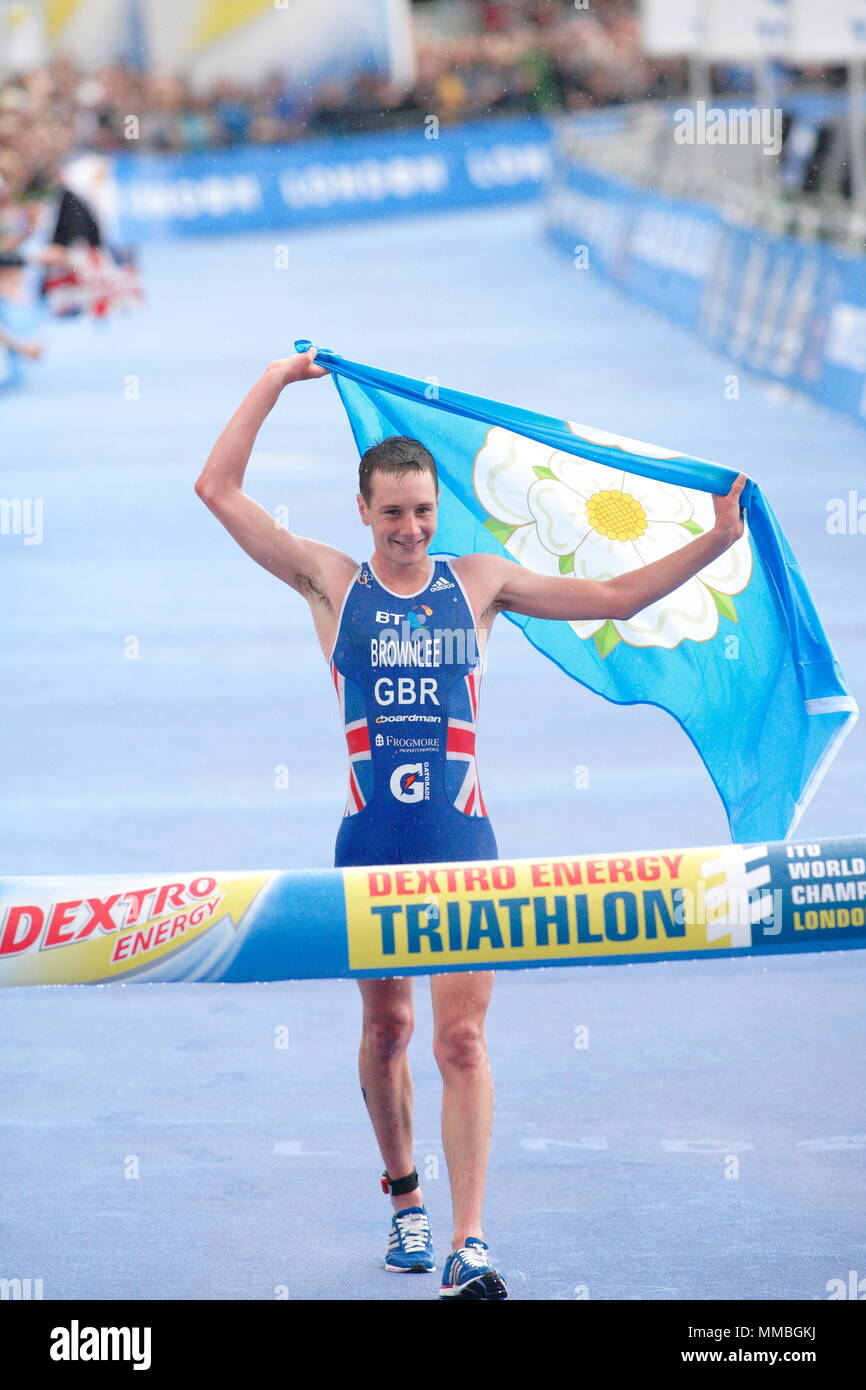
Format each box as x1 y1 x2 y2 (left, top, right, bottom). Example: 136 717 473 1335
358 436 438 505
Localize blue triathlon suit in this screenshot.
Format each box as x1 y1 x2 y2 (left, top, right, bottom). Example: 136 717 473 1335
331 555 498 868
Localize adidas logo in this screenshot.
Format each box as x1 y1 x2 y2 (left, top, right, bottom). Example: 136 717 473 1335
430 576 454 591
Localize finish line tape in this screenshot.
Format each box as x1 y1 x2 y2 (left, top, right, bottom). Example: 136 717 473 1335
1 833 865 987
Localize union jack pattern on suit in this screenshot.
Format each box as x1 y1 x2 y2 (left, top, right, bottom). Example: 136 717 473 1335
329 554 498 868
331 660 374 816
445 670 487 816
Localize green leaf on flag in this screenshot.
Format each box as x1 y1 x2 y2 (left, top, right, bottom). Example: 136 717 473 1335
593 620 622 658
681 519 704 535
707 586 737 621
532 465 556 480
559 553 575 575
483 516 517 545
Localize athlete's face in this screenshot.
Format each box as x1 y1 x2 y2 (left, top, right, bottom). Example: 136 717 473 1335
358 470 439 566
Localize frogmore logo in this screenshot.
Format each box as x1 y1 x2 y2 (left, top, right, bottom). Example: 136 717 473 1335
389 762 430 803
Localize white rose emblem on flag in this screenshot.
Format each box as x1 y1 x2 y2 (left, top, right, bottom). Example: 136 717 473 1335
473 424 753 656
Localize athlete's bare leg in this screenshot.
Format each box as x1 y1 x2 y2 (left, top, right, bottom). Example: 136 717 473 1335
357 977 423 1212
430 970 495 1250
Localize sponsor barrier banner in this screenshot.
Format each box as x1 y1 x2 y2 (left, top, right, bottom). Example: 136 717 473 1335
1 835 865 986
112 118 554 240
546 140 866 428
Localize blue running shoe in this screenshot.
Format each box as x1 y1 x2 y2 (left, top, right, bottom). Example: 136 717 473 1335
384 1206 435 1273
438 1236 508 1299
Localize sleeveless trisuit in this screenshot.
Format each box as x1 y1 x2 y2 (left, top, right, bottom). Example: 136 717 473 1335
330 555 498 868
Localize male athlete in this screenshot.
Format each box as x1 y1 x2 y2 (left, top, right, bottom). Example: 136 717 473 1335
195 347 746 1300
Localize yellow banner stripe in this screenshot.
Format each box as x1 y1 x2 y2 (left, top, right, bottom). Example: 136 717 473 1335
191 0 278 50
45 0 85 42
342 849 743 972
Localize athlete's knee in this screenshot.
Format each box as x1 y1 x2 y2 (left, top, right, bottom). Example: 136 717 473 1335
433 1019 488 1074
361 1006 414 1063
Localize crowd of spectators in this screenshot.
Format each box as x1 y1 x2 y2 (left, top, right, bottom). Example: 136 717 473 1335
0 2 680 203
0 0 846 252
0 0 849 371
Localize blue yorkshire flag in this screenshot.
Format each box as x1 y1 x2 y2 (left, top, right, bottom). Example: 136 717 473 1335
303 342 858 843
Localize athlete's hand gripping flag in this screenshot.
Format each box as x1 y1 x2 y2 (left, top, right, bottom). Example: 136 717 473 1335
297 341 858 843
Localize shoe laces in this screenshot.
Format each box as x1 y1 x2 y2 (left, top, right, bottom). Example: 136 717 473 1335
394 1209 431 1254
457 1241 490 1270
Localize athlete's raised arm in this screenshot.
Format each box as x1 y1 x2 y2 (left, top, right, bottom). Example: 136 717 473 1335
194 349 356 601
471 473 748 622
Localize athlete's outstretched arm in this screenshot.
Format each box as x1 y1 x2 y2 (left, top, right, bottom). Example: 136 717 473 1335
488 474 748 621
194 350 352 595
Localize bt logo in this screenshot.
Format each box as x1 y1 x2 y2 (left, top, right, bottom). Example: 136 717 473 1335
375 605 433 626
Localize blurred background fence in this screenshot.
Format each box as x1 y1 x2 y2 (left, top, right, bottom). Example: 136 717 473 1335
3 0 866 420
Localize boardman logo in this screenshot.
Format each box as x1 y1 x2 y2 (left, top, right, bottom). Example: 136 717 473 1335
673 100 783 156
50 1320 152 1370
374 714 440 723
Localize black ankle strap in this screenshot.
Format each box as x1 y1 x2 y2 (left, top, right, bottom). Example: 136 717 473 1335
381 1168 419 1196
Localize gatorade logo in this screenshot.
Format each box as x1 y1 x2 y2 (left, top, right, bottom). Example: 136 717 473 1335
389 762 430 804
